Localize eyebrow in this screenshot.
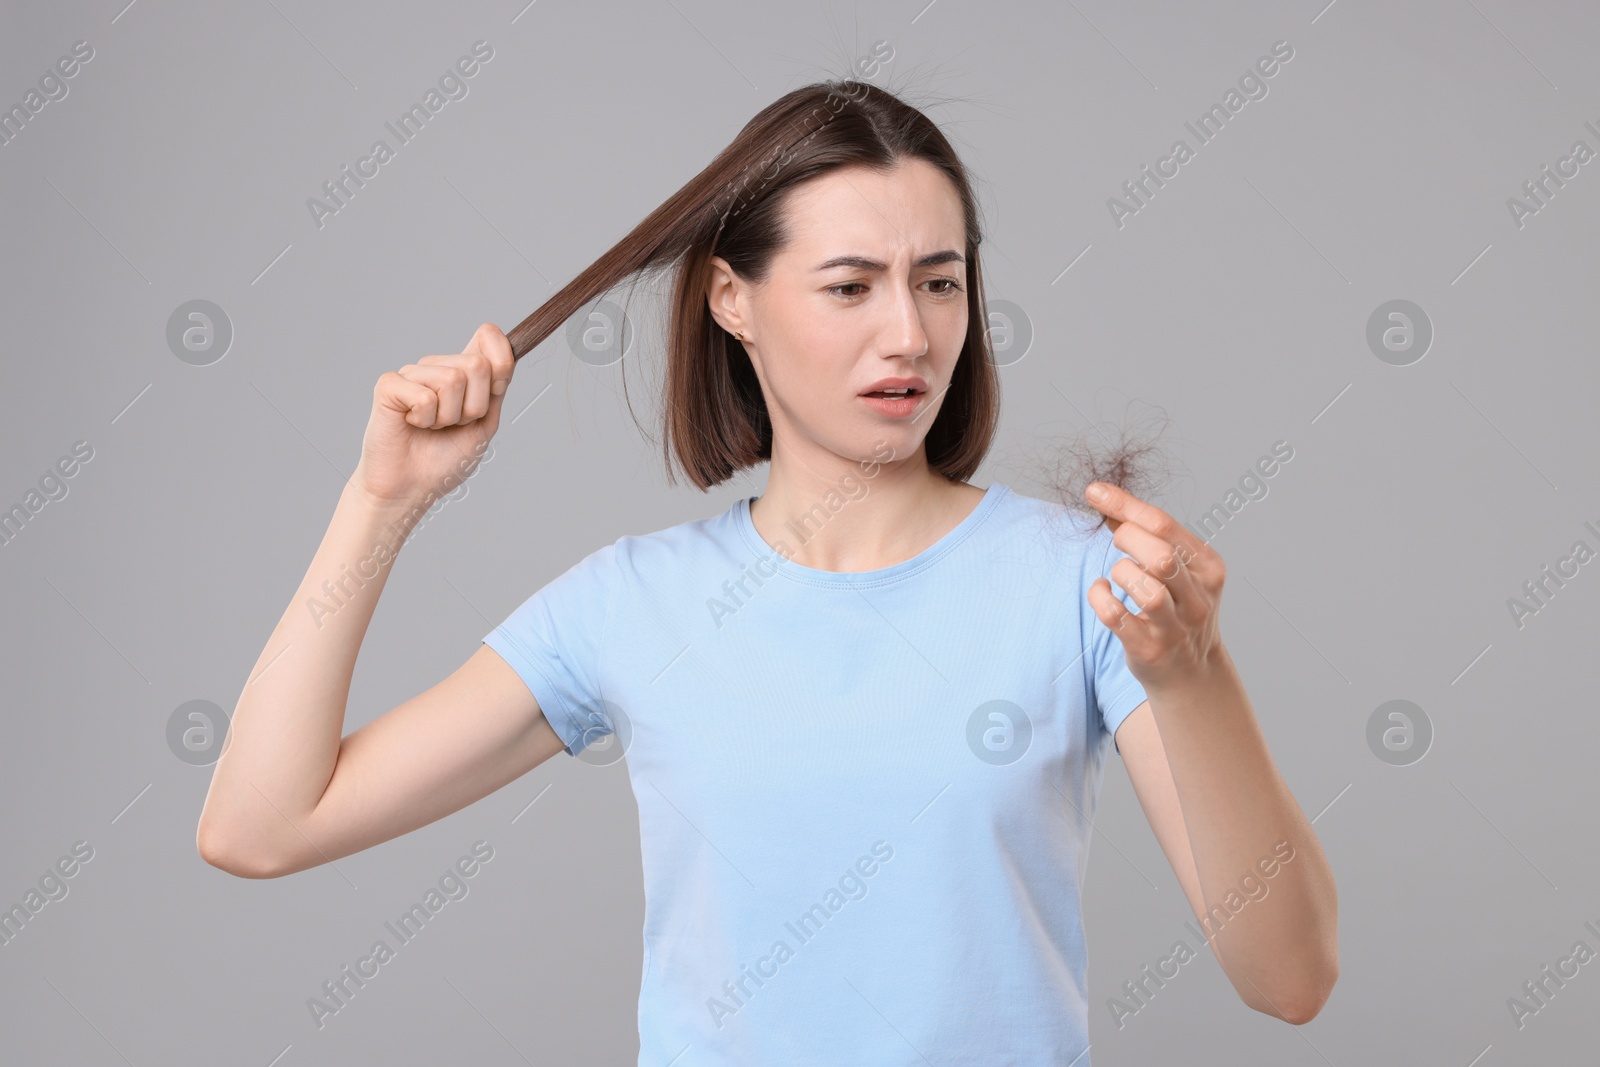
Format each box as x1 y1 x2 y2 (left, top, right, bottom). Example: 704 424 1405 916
813 250 966 271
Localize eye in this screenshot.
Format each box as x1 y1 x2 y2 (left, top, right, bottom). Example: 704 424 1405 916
826 279 964 298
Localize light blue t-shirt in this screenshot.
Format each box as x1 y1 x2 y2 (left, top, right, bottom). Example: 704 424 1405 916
483 481 1149 1066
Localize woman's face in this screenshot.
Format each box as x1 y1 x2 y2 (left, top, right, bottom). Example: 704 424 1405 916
709 159 970 472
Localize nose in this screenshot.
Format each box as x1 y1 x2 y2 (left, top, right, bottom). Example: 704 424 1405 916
884 279 930 361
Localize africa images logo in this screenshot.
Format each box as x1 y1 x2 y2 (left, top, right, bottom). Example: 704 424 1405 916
305 41 495 230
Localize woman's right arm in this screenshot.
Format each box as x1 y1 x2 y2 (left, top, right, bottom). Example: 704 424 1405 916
196 323 563 878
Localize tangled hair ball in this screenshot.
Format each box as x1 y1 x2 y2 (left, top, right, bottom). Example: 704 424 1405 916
1030 401 1180 542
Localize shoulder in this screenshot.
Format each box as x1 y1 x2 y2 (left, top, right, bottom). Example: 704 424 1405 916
579 496 748 591
953 484 1117 616
985 482 1110 565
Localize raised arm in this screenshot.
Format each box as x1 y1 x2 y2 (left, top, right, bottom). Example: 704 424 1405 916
196 323 560 878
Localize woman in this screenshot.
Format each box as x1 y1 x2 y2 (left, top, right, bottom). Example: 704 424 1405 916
197 78 1337 1063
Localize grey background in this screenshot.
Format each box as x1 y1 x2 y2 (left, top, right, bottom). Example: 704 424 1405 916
2 0 1596 1063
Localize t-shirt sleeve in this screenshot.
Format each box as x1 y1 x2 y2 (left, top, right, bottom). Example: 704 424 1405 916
482 539 623 758
1081 522 1150 755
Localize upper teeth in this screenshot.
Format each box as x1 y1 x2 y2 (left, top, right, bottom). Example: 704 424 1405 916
879 388 911 394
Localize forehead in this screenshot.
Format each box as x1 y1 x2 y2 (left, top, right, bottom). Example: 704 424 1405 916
777 160 965 261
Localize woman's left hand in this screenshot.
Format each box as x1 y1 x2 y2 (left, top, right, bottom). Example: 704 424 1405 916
1083 481 1228 693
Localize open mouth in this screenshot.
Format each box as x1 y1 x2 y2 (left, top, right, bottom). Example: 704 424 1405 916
860 388 924 417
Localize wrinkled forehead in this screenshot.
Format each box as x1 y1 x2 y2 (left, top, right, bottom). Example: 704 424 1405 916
774 162 965 269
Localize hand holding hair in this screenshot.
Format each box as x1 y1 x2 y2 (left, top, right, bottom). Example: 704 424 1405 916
348 322 516 509
1083 481 1228 695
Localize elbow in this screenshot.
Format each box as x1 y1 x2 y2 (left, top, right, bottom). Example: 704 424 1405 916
196 819 285 880
1274 991 1330 1026
1263 955 1339 1026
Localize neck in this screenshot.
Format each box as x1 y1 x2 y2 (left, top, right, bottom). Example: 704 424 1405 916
750 444 981 573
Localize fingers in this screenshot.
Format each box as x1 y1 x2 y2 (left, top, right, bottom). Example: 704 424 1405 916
1108 556 1173 618
1087 481 1224 588
1088 483 1210 561
386 324 514 430
374 369 442 428
467 322 515 398
1111 520 1203 610
1087 576 1155 656
1088 571 1166 666
399 362 474 426
465 322 514 435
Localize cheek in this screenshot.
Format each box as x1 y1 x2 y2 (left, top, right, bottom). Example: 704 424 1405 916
798 304 864 354
751 343 835 419
765 314 854 392
946 306 970 349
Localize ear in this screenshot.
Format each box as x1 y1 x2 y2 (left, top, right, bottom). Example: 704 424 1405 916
704 255 748 339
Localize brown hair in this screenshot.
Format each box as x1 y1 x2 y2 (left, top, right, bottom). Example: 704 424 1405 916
502 75 1160 527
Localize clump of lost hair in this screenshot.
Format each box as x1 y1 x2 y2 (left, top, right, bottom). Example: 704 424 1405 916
1032 402 1180 541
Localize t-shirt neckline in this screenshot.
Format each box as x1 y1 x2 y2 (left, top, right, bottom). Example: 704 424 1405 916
733 481 1010 588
